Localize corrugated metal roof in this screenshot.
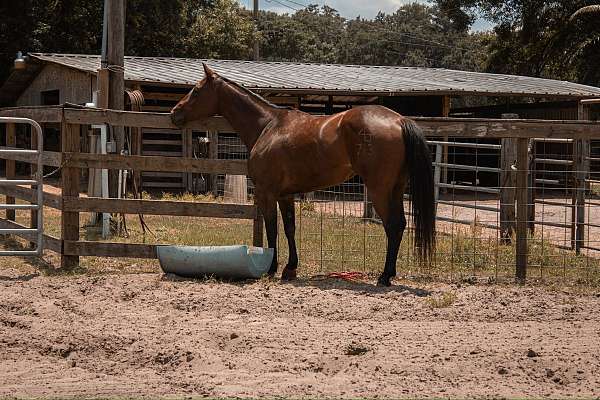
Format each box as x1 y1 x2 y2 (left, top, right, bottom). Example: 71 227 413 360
28 53 600 98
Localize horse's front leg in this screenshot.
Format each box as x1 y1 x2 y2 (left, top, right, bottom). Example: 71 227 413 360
278 196 298 281
256 191 279 276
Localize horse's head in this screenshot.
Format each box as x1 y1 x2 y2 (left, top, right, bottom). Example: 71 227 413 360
171 63 220 128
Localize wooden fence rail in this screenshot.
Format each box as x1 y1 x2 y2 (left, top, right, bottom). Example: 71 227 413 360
1 105 599 281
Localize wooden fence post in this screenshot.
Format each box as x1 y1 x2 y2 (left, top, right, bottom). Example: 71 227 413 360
500 138 517 243
60 123 81 269
5 123 16 222
515 138 529 283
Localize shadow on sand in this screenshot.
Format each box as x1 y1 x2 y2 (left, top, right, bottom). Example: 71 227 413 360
160 270 432 297
0 236 82 281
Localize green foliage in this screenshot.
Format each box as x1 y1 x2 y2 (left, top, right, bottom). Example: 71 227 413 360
184 0 258 60
258 3 486 69
2 0 600 91
0 0 487 88
435 0 600 86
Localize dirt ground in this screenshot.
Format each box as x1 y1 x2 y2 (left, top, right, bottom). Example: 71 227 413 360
1 266 600 399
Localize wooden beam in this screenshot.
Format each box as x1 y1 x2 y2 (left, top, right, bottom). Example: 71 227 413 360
0 147 61 166
62 197 257 219
63 241 157 259
60 123 80 269
415 118 600 139
60 107 600 138
0 185 62 209
64 152 248 175
0 218 62 253
0 106 63 123
63 108 232 131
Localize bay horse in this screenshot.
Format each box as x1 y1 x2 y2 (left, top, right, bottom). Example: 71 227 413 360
171 64 435 286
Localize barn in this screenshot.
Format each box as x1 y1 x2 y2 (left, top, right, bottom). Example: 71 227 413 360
1 52 600 192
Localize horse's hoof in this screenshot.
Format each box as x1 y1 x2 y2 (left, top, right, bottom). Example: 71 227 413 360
377 276 391 287
281 268 297 282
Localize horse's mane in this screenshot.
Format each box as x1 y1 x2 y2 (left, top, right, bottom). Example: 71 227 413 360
219 75 291 110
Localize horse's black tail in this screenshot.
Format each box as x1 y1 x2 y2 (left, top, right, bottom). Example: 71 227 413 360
401 119 436 263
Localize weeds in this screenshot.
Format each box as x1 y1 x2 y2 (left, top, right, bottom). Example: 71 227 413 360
425 291 458 309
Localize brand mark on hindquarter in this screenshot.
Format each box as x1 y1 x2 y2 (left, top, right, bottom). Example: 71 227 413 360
357 128 374 156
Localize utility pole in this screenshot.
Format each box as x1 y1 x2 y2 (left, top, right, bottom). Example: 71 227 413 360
101 0 126 198
253 0 260 61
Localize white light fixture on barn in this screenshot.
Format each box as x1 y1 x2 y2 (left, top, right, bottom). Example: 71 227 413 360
14 51 26 70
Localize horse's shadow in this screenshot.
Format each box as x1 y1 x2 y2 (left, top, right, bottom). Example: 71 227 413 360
283 276 432 297
160 272 432 297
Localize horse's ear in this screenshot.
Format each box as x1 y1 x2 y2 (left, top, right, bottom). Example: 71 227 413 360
203 63 217 80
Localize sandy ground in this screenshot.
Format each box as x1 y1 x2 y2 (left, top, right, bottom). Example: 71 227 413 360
1 267 600 399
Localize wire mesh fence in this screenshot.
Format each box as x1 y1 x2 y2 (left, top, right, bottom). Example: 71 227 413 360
274 136 600 283
185 117 600 284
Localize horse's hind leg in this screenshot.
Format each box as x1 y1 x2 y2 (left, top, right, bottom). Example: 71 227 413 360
367 181 407 287
279 196 298 281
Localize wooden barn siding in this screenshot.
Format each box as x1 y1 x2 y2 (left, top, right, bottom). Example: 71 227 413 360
17 64 95 106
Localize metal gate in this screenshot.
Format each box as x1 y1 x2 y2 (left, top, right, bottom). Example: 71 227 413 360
0 117 44 256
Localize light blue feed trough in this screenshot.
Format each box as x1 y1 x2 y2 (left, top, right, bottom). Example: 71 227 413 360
157 245 274 280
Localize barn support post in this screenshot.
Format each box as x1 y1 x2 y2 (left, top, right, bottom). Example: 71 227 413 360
500 138 517 242
5 123 16 222
515 138 529 283
60 122 81 269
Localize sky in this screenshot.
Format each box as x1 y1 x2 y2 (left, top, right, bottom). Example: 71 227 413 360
239 0 493 32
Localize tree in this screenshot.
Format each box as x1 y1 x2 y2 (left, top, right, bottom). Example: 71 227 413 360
0 0 490 88
183 0 257 60
434 0 600 86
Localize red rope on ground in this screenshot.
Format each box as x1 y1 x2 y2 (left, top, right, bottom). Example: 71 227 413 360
311 271 368 282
